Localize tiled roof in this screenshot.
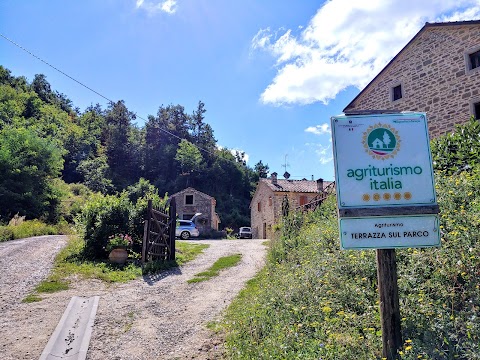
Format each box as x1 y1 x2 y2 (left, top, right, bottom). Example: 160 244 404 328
260 178 333 193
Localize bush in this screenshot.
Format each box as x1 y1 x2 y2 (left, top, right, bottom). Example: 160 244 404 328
77 192 132 259
76 185 168 260
431 116 480 174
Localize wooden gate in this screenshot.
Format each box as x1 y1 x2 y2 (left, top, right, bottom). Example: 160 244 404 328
142 198 176 264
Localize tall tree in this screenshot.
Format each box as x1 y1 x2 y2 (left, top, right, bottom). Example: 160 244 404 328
0 127 64 221
103 101 138 189
254 160 269 178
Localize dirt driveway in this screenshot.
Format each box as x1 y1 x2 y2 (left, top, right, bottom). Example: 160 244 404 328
0 237 267 360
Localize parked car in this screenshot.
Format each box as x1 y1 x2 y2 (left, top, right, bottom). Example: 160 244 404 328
238 226 252 239
175 213 201 240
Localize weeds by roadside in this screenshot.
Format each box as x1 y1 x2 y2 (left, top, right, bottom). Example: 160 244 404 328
221 168 480 359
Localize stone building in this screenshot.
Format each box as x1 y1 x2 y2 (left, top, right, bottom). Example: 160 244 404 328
343 20 480 138
250 173 332 239
170 187 220 234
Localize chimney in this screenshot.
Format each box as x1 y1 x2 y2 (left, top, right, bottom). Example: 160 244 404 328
317 178 324 192
271 172 278 185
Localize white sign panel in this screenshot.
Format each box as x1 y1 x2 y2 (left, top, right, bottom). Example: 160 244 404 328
331 113 436 209
339 215 440 250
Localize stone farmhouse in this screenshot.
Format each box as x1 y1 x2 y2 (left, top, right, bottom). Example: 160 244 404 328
170 187 220 234
250 173 332 239
343 20 480 138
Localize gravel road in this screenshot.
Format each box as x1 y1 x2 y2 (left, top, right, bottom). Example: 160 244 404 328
0 237 267 360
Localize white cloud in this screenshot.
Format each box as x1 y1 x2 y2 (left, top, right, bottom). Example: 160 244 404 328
252 0 480 106
306 143 333 164
135 0 177 15
305 123 331 135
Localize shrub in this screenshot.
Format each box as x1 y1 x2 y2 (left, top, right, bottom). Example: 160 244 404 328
0 226 14 242
76 186 168 260
77 192 132 259
431 116 480 174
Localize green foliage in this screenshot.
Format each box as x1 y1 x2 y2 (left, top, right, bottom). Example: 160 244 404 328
77 155 114 194
57 182 93 223
76 192 133 259
175 139 203 175
0 219 67 242
431 116 480 174
223 171 480 359
76 181 168 260
0 126 64 222
188 254 242 283
0 66 259 230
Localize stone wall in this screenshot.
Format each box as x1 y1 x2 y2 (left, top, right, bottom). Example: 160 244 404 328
251 182 276 239
345 24 480 138
172 189 215 234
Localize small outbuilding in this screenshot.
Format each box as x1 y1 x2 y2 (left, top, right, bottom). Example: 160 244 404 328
170 187 220 234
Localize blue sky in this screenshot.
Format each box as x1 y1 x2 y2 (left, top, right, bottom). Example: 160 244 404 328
1 0 479 181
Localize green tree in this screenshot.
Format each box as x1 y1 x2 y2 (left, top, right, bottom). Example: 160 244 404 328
254 160 269 178
77 155 114 194
175 139 203 175
103 101 139 189
0 127 64 221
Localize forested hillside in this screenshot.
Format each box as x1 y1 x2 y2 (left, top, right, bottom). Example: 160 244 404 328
0 66 267 228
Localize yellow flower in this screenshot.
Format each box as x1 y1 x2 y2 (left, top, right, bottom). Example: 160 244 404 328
405 339 412 343
405 345 412 351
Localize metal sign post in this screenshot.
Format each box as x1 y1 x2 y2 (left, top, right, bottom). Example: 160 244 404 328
331 112 440 359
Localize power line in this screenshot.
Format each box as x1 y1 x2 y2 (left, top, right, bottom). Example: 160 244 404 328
0 33 227 161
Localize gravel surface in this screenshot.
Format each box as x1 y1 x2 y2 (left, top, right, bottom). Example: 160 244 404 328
0 237 267 359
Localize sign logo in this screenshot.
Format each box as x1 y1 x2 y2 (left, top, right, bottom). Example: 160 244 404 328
363 123 400 159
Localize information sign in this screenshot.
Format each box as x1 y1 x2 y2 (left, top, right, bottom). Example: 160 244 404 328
331 113 436 209
339 215 440 250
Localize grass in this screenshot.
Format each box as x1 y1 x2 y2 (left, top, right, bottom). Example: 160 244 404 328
22 294 42 303
221 168 480 359
188 254 242 283
0 219 71 242
22 238 209 302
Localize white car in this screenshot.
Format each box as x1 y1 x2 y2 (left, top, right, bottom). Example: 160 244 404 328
175 213 201 239
238 227 252 239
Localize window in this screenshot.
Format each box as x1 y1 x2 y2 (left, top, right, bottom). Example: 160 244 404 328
465 46 480 72
268 197 272 206
392 84 402 101
469 99 480 120
474 101 480 120
300 196 308 206
257 202 261 212
185 194 194 205
469 49 480 70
